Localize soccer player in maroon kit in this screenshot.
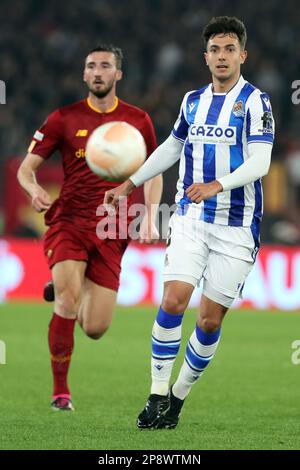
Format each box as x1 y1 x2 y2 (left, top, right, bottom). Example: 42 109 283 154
17 45 162 411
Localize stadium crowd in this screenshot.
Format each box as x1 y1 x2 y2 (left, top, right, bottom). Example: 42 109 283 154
1 0 300 242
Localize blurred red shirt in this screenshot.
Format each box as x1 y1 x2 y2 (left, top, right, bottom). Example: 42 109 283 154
29 98 157 229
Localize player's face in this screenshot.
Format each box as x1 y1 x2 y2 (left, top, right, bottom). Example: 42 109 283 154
204 34 247 82
83 52 122 98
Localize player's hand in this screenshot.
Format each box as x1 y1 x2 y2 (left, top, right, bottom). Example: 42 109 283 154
139 215 160 244
31 185 52 212
104 180 135 211
186 180 223 203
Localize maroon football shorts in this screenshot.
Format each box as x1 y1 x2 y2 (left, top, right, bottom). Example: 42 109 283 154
43 222 129 292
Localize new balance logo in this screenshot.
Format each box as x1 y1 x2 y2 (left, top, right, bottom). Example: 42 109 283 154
76 129 88 137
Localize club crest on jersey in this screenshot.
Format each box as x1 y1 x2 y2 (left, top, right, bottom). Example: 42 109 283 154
189 124 236 145
232 100 245 117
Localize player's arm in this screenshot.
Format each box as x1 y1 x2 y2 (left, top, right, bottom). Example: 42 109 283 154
17 109 62 211
186 92 275 203
186 144 272 202
137 113 162 244
17 153 52 212
140 175 163 244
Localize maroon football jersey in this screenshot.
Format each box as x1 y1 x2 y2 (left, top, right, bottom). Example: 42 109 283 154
29 98 157 229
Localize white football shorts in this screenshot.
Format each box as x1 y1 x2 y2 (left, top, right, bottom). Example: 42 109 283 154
163 213 257 307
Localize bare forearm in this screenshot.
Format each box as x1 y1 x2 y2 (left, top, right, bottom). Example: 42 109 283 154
143 174 163 220
17 164 38 197
17 153 51 212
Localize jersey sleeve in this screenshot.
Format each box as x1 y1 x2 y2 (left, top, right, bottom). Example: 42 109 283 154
171 93 189 142
27 109 63 159
139 112 157 158
246 91 275 145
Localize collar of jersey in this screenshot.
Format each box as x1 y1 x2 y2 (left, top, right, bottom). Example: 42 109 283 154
210 75 245 96
86 97 119 113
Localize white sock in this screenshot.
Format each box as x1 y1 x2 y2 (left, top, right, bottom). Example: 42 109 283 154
173 324 221 400
151 308 183 395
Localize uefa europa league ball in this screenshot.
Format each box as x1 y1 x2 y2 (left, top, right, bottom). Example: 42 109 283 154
85 121 147 181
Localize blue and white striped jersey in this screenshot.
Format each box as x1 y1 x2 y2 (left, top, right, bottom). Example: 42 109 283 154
172 75 274 230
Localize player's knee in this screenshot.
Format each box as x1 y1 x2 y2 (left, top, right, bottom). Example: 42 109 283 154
199 316 221 333
55 290 81 315
83 324 110 340
85 330 102 340
162 295 187 314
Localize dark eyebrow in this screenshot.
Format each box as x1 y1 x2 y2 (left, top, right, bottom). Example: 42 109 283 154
86 60 112 66
209 43 237 49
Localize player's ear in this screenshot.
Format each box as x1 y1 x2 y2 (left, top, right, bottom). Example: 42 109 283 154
204 52 209 66
116 70 123 82
240 49 247 64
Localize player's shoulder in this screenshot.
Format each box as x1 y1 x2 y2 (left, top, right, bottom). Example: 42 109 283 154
180 85 211 112
44 100 86 123
118 99 149 119
56 99 86 117
243 80 271 105
183 85 210 102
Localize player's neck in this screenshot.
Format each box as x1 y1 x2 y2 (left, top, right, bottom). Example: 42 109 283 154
212 73 241 94
87 93 118 113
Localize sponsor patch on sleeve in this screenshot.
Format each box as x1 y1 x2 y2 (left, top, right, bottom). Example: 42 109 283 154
33 130 44 141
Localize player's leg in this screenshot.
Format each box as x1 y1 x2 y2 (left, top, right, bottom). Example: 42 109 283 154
137 280 194 429
159 248 254 429
76 237 125 340
159 295 227 429
151 280 194 396
77 279 117 340
137 214 209 429
49 260 86 410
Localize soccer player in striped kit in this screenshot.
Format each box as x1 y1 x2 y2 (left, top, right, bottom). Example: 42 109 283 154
105 16 274 429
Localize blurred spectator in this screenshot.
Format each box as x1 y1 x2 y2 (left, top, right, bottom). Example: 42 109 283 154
1 0 299 242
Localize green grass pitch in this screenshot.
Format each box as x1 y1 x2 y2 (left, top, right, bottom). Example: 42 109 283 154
0 303 299 450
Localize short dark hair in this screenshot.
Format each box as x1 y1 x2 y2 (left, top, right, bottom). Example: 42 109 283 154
86 45 123 69
202 16 247 50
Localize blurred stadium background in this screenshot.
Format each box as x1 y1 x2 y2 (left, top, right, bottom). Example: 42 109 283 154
0 0 300 451
1 0 300 308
